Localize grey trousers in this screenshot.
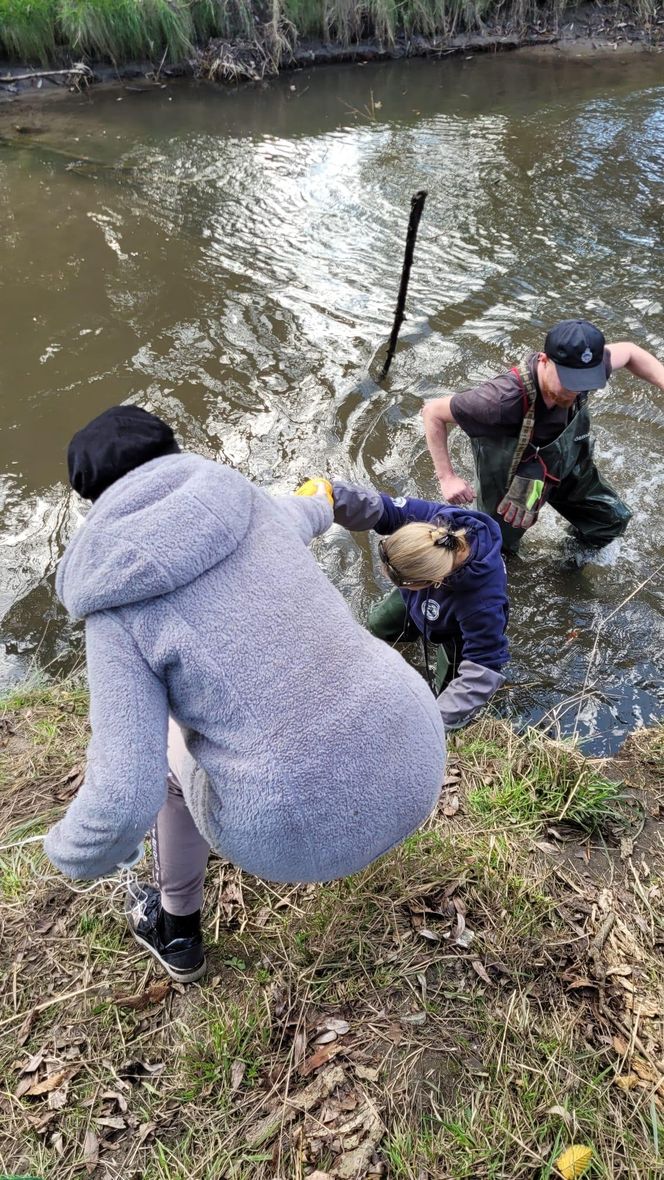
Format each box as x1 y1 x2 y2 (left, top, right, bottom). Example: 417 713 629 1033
150 719 210 916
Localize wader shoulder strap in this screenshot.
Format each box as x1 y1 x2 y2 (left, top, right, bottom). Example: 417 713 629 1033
506 360 538 484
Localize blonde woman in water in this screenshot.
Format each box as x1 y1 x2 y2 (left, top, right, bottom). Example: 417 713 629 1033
326 480 509 730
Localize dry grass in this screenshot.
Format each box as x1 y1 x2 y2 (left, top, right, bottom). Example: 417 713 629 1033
1 681 663 1179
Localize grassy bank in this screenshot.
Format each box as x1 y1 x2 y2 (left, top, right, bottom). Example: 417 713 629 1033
0 0 660 70
1 679 663 1179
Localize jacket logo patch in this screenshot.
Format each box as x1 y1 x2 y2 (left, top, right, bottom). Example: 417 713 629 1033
574 432 590 443
423 600 440 622
392 496 407 508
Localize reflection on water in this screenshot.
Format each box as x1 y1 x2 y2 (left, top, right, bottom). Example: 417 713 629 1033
1 52 663 753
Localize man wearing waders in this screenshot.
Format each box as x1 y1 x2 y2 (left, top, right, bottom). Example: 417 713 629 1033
422 319 664 555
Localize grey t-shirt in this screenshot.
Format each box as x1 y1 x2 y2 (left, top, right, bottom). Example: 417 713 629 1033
449 351 612 447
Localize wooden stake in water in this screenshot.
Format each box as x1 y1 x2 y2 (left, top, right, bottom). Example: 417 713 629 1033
379 189 428 381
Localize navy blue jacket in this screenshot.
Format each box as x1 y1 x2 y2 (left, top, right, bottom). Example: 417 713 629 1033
374 495 509 672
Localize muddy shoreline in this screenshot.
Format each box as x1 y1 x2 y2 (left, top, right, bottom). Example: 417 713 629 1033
1 7 662 106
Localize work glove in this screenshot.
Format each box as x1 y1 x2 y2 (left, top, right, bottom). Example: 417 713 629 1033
497 456 551 530
295 478 334 508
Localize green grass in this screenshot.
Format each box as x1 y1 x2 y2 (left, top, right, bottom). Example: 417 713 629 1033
178 998 270 1101
462 725 629 831
57 0 195 61
0 0 58 63
5 0 648 66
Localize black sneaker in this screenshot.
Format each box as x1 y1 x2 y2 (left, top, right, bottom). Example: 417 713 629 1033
125 882 206 983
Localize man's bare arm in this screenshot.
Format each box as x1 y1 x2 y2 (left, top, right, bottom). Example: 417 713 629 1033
422 397 475 505
607 342 664 390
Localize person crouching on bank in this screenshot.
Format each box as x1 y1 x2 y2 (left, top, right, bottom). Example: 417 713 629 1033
330 481 509 731
43 406 446 983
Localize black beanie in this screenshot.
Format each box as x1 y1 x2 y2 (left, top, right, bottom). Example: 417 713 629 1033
67 405 180 501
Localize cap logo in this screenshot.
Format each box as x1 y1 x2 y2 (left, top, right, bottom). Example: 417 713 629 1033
581 348 593 364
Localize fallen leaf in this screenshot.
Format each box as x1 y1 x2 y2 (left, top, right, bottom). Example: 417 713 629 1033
314 1030 338 1045
471 959 492 985
100 1089 129 1114
620 836 634 859
614 1073 643 1092
26 1108 58 1134
322 1018 350 1035
24 1067 78 1097
292 1028 308 1068
20 1052 44 1075
17 1008 37 1046
441 790 460 818
136 1121 157 1144
49 1129 65 1156
454 927 475 949
565 976 598 992
418 928 440 943
83 1128 99 1173
355 1065 379 1082
15 1073 39 1099
554 1144 593 1179
631 1058 661 1083
535 840 560 855
401 1011 427 1025
48 1075 73 1110
114 979 171 1010
55 765 85 801
546 1105 573 1128
219 880 244 922
299 1041 343 1077
625 995 661 1017
230 1059 246 1092
96 1115 127 1130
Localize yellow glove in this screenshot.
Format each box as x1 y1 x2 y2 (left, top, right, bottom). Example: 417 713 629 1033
294 478 334 507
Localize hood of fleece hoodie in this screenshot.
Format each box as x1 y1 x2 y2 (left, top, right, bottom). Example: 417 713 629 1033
57 453 254 619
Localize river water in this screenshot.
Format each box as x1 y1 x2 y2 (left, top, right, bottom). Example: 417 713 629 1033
1 50 663 753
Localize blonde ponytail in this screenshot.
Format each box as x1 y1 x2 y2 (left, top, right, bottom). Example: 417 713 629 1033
379 521 469 588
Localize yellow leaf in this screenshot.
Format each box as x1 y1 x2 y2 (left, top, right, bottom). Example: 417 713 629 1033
555 1144 593 1179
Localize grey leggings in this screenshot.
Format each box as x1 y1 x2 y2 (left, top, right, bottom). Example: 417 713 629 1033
150 720 210 916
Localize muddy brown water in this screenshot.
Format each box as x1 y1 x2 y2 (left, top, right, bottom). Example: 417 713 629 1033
1 51 663 753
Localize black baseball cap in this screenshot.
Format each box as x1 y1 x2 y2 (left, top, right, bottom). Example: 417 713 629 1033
68 404 180 501
544 319 607 392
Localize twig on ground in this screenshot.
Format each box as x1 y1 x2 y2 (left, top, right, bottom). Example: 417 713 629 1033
0 66 93 84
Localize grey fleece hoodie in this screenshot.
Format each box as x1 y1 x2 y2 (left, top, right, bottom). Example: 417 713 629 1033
44 454 446 883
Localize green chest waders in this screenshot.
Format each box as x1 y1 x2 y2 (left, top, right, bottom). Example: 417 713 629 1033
471 370 631 554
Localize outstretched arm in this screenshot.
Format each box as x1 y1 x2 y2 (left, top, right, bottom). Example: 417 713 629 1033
607 342 664 390
277 489 334 546
437 603 509 730
44 613 169 879
421 397 475 506
331 484 457 534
